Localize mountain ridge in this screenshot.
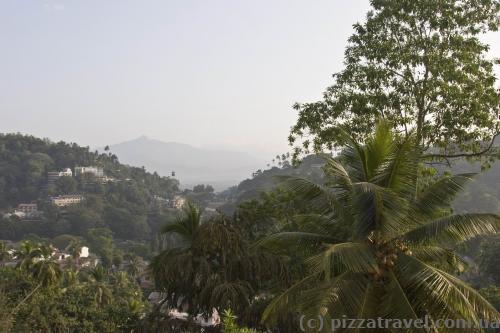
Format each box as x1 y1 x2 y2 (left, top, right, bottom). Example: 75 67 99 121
104 136 264 191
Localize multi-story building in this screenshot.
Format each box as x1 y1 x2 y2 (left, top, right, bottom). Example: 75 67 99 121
47 168 73 183
74 166 104 178
51 195 84 207
17 203 38 214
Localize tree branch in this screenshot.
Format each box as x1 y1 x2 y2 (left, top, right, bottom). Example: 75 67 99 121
423 133 499 159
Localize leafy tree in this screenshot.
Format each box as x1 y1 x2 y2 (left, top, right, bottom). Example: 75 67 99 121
289 0 499 161
261 122 500 329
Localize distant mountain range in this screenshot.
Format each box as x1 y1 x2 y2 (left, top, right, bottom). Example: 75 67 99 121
105 136 264 191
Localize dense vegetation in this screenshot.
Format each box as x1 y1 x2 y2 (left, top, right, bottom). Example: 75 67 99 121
0 241 146 332
0 133 182 260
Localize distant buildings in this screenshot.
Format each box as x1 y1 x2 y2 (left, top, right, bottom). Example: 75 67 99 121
51 195 84 207
3 203 40 219
74 166 104 178
47 168 73 183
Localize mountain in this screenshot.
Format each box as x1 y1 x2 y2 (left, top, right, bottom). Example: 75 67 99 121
106 136 264 191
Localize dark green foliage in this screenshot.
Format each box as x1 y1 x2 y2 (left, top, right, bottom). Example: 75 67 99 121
0 133 179 244
0 265 145 332
478 235 500 285
151 205 288 321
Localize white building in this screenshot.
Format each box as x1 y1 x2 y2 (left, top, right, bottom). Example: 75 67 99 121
47 168 73 183
51 195 84 207
74 166 104 178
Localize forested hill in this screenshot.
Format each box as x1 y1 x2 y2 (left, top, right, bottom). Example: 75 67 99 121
0 133 180 254
221 153 500 215
0 133 179 209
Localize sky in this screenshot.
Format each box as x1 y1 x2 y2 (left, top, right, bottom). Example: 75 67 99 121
0 0 497 160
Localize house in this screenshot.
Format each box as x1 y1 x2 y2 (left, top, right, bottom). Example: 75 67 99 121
5 203 40 219
16 203 38 215
51 195 84 207
74 166 104 178
47 168 73 183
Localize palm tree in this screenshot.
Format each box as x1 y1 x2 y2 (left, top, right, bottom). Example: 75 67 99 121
14 241 42 271
260 122 500 330
160 201 202 247
87 265 112 307
66 239 84 268
31 257 62 287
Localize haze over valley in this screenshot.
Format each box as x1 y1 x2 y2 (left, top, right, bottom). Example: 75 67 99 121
105 136 264 190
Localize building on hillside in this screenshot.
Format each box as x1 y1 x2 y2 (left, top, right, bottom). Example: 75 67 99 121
170 195 186 209
5 203 41 219
47 168 73 183
74 166 104 178
17 203 38 215
51 195 84 207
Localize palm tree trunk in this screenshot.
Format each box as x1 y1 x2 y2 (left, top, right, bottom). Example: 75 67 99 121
9 283 42 316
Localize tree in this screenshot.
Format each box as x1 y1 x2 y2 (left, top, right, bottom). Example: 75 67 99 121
0 241 10 267
261 122 500 329
86 265 112 307
289 0 499 161
67 239 84 267
53 176 78 195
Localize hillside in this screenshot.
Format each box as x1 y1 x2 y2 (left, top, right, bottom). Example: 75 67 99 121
0 133 181 258
221 153 500 215
106 136 263 190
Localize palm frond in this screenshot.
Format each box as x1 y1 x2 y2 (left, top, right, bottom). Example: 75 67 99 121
322 157 353 191
372 132 418 196
255 232 336 254
300 272 370 320
403 214 499 244
307 242 377 279
275 176 347 218
408 245 468 273
414 174 476 218
364 120 395 179
395 254 500 323
261 274 319 324
380 270 426 333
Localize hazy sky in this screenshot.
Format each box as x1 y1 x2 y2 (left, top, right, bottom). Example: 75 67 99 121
0 1 497 160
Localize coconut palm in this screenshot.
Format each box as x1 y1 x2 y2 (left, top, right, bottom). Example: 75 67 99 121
260 122 500 331
87 265 112 307
14 241 43 271
66 239 84 268
160 201 202 247
31 257 62 287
